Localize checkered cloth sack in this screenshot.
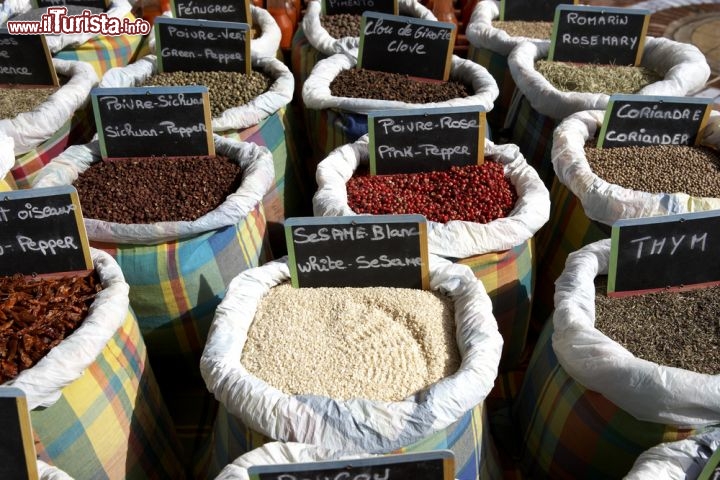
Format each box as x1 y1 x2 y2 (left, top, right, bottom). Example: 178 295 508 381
8 249 184 479
1 59 97 188
201 256 503 479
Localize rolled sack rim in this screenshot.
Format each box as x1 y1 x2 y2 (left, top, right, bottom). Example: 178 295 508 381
465 0 549 56
302 53 499 114
31 134 275 244
313 134 550 257
552 109 720 225
508 36 711 120
0 58 98 156
200 255 503 453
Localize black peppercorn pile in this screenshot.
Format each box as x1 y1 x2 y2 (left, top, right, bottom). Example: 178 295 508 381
330 69 472 103
74 155 243 223
319 13 362 39
594 276 720 375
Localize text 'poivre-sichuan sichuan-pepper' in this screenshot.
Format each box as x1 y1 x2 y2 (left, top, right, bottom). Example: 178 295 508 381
242 284 459 402
73 155 243 223
0 272 102 383
585 144 720 198
593 276 720 375
347 162 517 223
330 68 472 103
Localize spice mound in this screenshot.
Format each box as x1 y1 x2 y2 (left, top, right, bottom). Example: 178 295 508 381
346 162 517 223
535 60 662 94
594 276 720 375
0 272 102 383
491 20 552 39
141 70 272 118
585 144 720 198
330 69 472 103
242 284 460 401
73 155 243 223
320 13 362 38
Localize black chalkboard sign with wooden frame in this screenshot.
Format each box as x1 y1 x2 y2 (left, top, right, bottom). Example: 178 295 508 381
0 30 58 86
368 106 486 174
155 17 250 74
285 214 430 289
322 0 397 16
170 0 250 24
92 86 215 160
0 186 92 278
607 210 720 297
248 450 455 480
0 388 38 480
548 5 649 66
357 12 456 81
597 94 712 149
499 0 576 22
33 0 108 10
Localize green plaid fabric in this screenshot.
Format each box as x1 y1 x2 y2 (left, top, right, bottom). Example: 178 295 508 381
531 178 610 329
507 95 558 188
10 104 95 189
31 312 185 480
219 107 312 256
205 402 502 480
456 238 535 372
467 45 515 133
303 106 368 171
53 13 146 77
513 321 700 480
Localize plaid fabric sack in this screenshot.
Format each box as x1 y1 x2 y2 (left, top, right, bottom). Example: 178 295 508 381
8 249 184 479
301 53 499 170
200 257 504 479
506 38 711 186
514 240 718 480
465 0 546 132
100 54 309 255
532 109 720 325
313 135 549 370
1 59 97 188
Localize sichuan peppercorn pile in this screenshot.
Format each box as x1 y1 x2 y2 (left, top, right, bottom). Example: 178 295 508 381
346 162 517 223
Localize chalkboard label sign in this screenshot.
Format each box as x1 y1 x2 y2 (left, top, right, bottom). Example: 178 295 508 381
92 86 215 160
358 12 456 81
0 30 58 86
248 450 455 480
548 5 649 66
285 215 430 289
368 106 486 174
170 0 250 23
155 17 250 74
499 0 576 22
608 210 720 296
322 0 397 16
597 95 712 149
0 186 92 277
0 388 38 480
697 445 720 480
34 0 108 10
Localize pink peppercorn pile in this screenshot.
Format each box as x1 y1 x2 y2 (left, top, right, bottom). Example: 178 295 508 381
346 162 518 224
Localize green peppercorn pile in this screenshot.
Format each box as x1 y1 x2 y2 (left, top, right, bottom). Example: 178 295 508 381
141 70 272 118
346 162 517 223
